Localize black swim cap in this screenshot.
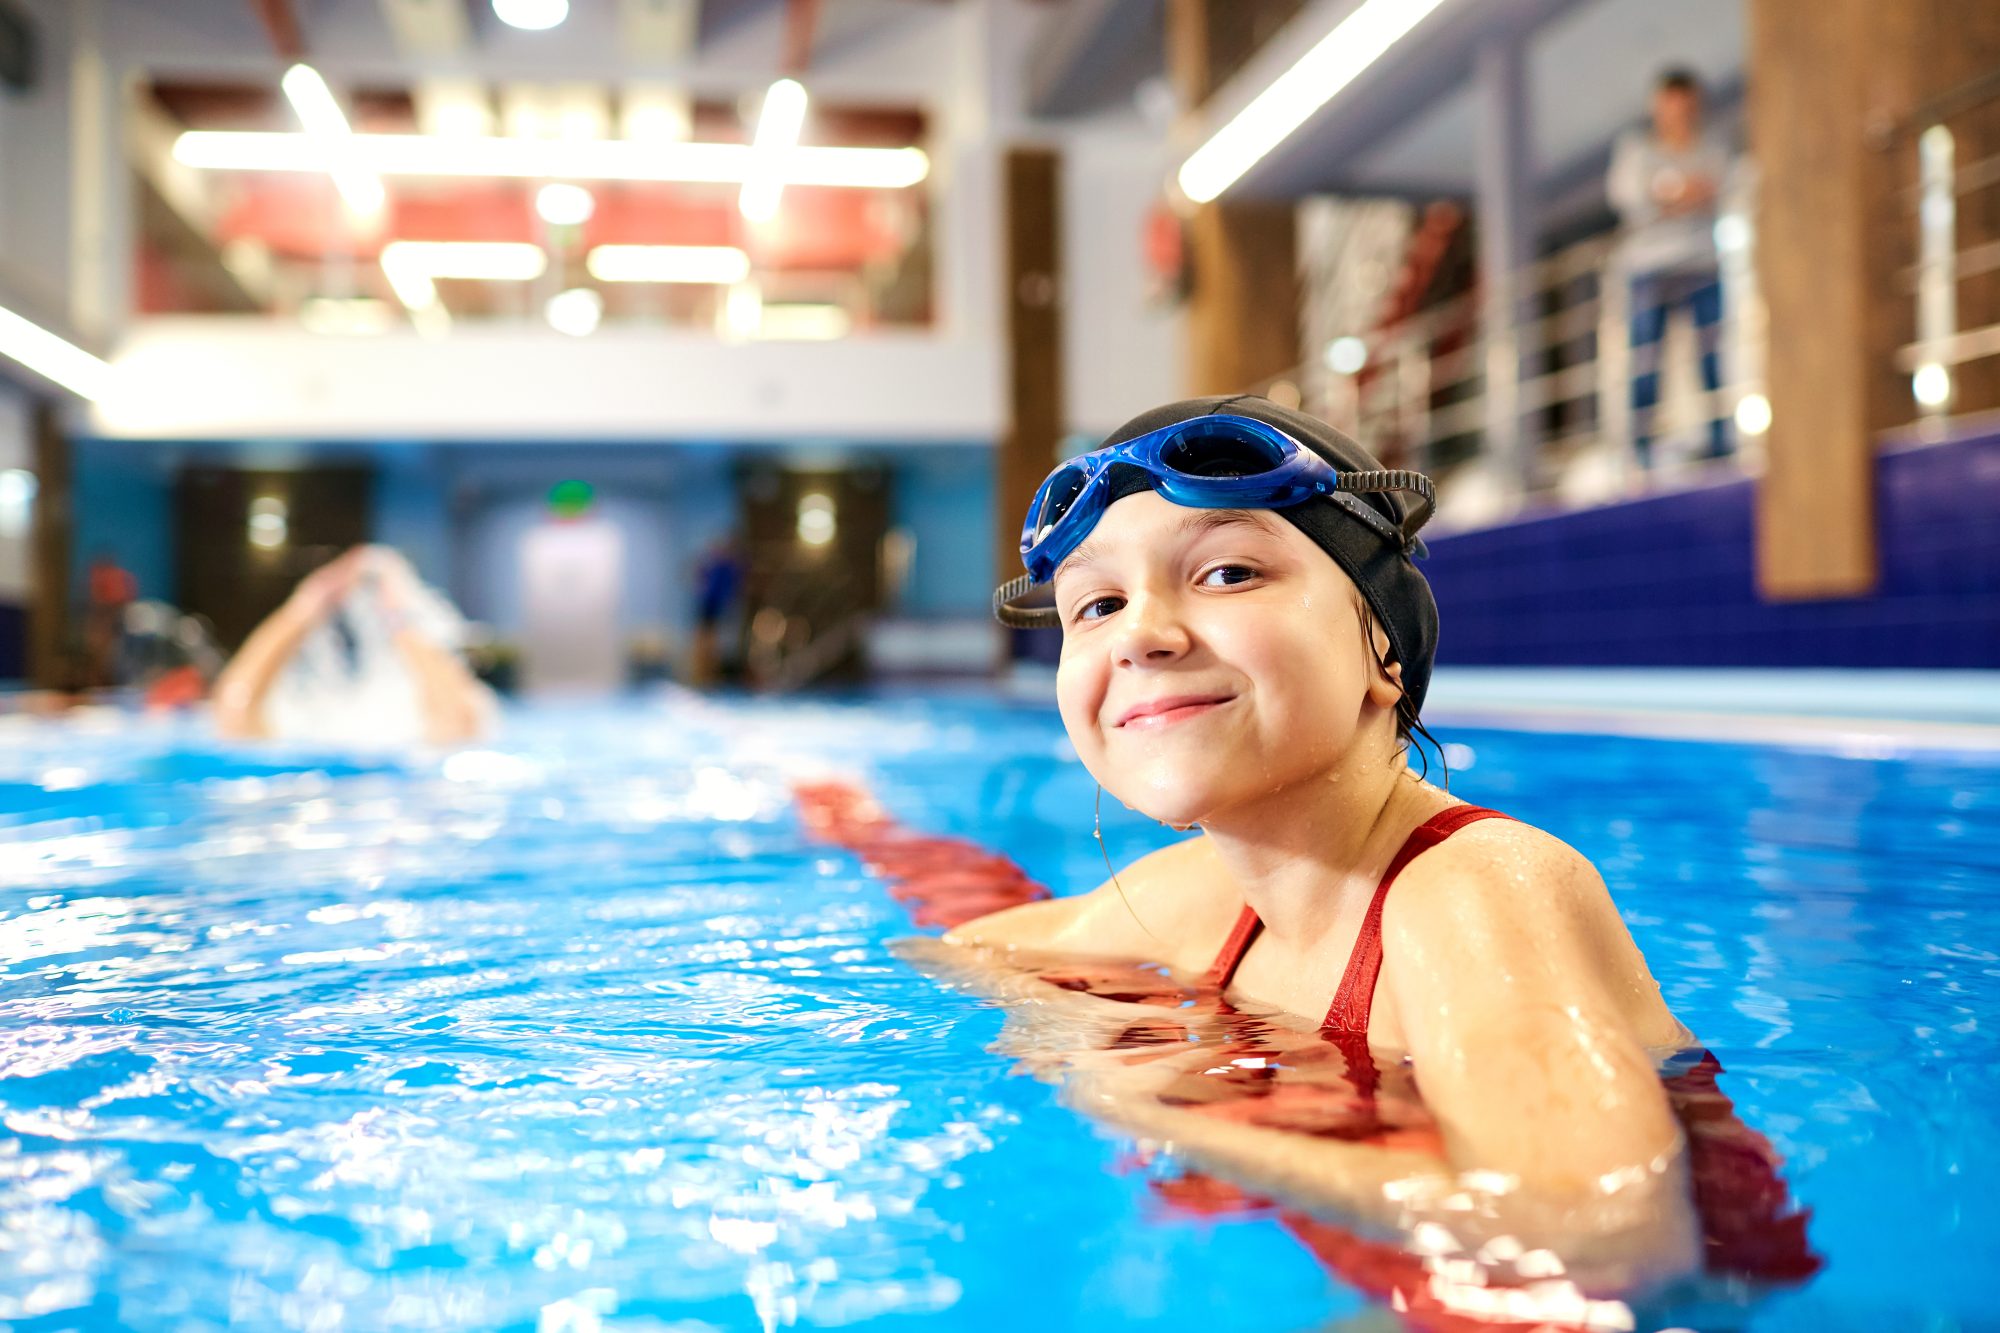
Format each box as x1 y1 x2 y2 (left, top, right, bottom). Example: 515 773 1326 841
996 395 1441 714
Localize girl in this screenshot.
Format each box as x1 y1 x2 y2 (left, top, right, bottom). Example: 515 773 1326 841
946 396 1723 1293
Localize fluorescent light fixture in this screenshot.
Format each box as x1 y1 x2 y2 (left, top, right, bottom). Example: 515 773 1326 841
586 244 750 284
379 241 546 330
545 287 603 337
381 240 548 282
741 78 809 223
173 132 927 189
0 302 113 400
536 182 595 226
280 63 387 218
1177 0 1452 203
493 0 568 31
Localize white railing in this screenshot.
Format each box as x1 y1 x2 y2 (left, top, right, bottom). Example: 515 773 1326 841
1895 89 2000 428
1279 196 1768 530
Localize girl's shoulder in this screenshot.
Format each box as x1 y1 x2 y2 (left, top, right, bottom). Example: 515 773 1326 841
945 834 1237 974
1382 811 1690 1047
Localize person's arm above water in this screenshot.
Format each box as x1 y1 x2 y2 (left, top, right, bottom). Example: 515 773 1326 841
212 549 365 739
943 832 1227 972
369 548 493 745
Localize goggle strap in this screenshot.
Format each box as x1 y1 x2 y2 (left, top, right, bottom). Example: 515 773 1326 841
993 573 1060 629
1334 469 1436 546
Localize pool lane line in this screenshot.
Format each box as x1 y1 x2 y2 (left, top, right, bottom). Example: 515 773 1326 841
789 778 1052 927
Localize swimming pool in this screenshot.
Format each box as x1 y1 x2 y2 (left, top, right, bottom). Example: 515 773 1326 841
1 692 1993 1331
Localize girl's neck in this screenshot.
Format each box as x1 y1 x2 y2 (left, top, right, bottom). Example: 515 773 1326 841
1197 739 1449 948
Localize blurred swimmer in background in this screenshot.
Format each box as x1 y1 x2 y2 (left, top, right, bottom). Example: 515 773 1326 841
214 546 494 746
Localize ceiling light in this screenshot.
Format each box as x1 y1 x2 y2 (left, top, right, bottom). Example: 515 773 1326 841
0 302 113 400
1324 336 1367 375
740 78 809 223
280 63 386 218
1912 362 1953 409
545 287 603 336
1733 392 1772 436
536 182 595 226
381 240 548 282
493 0 569 31
174 131 929 189
1177 0 1452 203
586 245 750 284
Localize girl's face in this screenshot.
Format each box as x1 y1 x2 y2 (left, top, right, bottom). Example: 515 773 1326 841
1051 491 1403 829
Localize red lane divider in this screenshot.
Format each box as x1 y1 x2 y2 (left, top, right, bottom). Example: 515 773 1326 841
791 779 1053 929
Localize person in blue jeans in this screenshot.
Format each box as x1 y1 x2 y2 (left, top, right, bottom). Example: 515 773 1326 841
1608 69 1733 464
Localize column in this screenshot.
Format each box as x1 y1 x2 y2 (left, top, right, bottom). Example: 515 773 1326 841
1748 0 2000 598
1474 35 1534 490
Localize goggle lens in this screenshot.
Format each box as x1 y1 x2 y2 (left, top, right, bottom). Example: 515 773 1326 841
1157 424 1289 478
1031 465 1090 544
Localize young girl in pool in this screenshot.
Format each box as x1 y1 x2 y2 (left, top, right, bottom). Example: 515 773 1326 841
945 395 1721 1292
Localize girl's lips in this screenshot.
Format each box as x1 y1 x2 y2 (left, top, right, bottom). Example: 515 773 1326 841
1115 695 1235 729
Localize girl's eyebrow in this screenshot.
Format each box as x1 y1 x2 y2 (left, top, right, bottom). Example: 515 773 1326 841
1054 509 1280 583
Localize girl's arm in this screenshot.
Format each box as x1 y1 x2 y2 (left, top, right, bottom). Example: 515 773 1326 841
212 551 363 738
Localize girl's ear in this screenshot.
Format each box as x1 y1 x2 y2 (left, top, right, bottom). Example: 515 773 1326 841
1361 603 1405 709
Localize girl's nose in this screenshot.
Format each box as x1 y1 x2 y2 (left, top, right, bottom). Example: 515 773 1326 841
1112 590 1191 668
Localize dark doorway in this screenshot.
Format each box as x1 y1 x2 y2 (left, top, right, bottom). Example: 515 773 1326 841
737 462 890 686
175 467 373 650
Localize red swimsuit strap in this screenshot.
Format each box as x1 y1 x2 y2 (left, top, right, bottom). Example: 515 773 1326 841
1202 805 1515 1033
1323 804 1512 1034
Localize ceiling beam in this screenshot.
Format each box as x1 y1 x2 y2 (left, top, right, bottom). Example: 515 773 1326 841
247 0 306 61
782 0 821 74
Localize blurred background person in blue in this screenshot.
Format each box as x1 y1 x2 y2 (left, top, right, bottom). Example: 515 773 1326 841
1608 68 1734 466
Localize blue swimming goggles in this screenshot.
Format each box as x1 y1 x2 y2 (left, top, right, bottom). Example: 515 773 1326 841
1009 413 1435 588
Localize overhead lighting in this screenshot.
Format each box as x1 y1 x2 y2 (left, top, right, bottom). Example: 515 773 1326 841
1913 362 1953 409
280 63 387 219
381 240 548 282
0 302 113 401
545 287 603 337
174 131 929 189
1733 392 1772 437
740 78 809 223
1324 336 1368 375
1177 0 1452 203
247 496 289 550
586 244 750 285
379 240 546 329
493 0 569 31
535 182 595 226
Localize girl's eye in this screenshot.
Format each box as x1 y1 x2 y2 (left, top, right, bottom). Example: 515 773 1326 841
1074 595 1125 623
1199 564 1260 588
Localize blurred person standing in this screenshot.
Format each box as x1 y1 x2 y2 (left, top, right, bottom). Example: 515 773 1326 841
1608 68 1733 465
213 546 493 745
687 535 744 687
84 551 139 686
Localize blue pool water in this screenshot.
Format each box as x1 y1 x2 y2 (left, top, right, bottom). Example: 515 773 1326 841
0 693 1994 1331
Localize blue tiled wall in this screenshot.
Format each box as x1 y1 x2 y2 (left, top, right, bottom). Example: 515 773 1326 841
1424 428 2000 668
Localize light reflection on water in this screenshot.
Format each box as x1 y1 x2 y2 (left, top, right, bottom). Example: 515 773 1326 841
0 696 1994 1331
